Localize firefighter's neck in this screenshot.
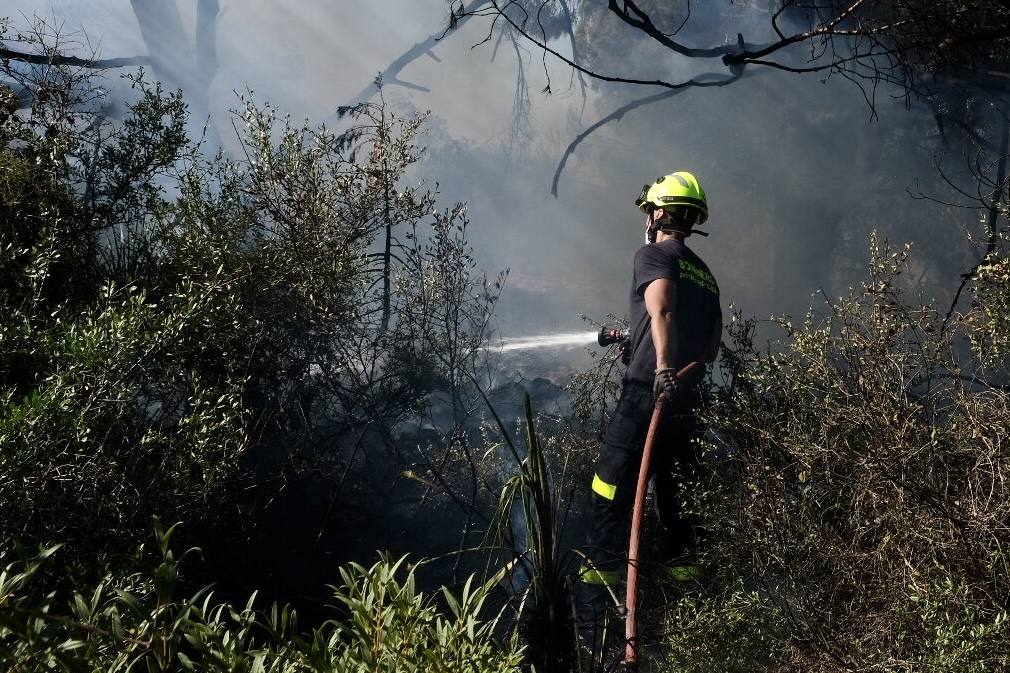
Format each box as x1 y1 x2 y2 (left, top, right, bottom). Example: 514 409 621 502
655 229 686 243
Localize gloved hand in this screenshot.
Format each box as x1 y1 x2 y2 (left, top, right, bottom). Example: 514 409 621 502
653 367 679 401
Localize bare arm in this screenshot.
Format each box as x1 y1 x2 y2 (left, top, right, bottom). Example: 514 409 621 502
644 278 677 370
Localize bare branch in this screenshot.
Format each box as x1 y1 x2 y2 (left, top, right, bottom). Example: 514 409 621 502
550 69 749 196
606 0 746 58
328 0 494 116
0 47 149 69
471 1 728 90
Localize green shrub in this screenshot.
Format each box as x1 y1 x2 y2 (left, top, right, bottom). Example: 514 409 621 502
0 216 249 559
0 56 503 572
654 586 786 673
0 524 524 672
698 233 1010 671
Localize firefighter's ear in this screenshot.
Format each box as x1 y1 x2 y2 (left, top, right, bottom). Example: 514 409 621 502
644 208 666 230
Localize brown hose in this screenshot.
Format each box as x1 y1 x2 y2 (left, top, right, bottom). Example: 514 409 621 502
624 361 702 670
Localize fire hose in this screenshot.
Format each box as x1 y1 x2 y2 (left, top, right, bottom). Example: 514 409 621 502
624 360 702 671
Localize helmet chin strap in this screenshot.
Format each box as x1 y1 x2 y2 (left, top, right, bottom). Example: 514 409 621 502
648 224 709 243
645 211 708 243
645 212 661 244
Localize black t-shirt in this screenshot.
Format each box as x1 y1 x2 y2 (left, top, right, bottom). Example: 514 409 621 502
625 238 721 384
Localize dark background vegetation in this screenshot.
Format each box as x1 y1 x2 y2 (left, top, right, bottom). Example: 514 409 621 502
3 1 1010 671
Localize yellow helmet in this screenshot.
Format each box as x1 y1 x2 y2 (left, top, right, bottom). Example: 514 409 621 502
634 171 708 225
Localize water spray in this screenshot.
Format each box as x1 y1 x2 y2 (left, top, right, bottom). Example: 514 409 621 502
499 331 599 352
498 325 631 353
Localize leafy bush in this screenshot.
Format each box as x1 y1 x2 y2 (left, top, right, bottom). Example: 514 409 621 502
0 524 523 672
697 233 1010 671
653 586 786 673
0 271 249 554
0 42 503 570
0 81 247 558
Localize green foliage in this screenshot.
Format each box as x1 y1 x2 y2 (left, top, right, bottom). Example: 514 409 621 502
484 394 579 672
393 208 505 403
969 238 1010 366
0 150 87 314
655 586 786 673
0 525 523 672
0 77 248 558
330 557 521 672
167 92 505 459
1 39 521 668
0 47 504 569
566 317 625 435
697 232 1010 671
0 273 248 552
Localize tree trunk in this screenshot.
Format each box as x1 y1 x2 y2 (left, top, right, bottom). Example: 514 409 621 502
129 0 191 93
130 0 220 144
194 0 221 146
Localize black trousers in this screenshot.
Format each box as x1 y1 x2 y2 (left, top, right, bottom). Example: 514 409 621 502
578 381 701 597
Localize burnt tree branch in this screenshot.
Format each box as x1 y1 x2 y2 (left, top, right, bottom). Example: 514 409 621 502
550 68 749 196
0 47 149 69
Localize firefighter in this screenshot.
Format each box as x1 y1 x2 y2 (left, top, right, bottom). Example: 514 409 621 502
576 171 722 650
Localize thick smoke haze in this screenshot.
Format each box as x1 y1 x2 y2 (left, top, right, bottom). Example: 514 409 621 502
7 1 1006 632
6 1 988 377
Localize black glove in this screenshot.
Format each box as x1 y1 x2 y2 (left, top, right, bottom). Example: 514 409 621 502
653 367 679 401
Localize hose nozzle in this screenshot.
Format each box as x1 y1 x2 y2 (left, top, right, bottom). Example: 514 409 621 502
598 325 631 347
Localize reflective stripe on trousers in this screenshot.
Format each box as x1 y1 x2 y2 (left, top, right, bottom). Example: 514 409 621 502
591 473 616 501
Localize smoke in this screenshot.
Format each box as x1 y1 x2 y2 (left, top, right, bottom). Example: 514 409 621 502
6 0 1003 611
3 0 991 366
